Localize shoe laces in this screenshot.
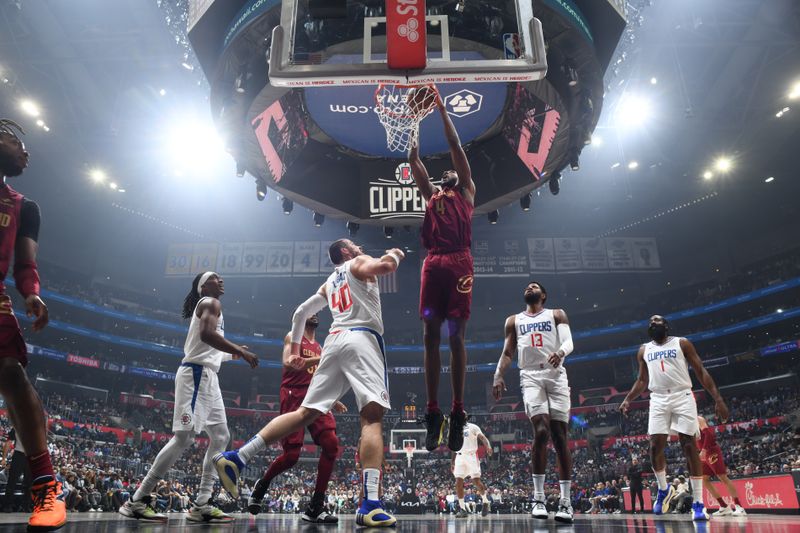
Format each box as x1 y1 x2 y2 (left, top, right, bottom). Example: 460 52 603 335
32 483 57 513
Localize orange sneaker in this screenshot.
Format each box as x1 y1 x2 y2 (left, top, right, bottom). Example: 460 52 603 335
27 479 66 532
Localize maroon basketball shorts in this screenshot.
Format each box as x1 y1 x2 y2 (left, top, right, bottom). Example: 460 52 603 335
702 448 727 477
419 250 474 321
279 386 337 448
0 295 28 367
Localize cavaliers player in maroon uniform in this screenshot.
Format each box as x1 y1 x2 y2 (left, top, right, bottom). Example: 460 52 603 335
408 88 476 452
246 314 345 523
0 119 66 531
697 416 746 516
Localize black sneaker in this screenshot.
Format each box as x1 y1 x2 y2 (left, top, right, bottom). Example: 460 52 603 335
247 477 271 515
301 503 338 524
455 508 469 518
448 410 467 452
422 410 445 451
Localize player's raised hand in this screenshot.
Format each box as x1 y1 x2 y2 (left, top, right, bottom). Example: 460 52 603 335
547 351 564 368
619 399 630 416
386 248 405 261
333 401 348 413
287 354 305 371
25 294 49 331
715 399 729 423
492 376 506 401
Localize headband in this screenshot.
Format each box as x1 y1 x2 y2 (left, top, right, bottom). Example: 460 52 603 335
197 271 217 296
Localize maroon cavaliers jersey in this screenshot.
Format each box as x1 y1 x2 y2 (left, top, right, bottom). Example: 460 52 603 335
0 186 24 294
421 188 474 253
698 427 720 453
281 336 321 388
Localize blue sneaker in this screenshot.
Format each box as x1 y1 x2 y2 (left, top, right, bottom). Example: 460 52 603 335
212 451 245 499
653 487 671 515
692 501 709 521
356 499 396 527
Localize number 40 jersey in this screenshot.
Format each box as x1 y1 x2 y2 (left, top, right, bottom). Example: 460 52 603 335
326 258 384 335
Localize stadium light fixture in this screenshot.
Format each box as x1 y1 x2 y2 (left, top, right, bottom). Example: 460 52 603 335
20 99 40 117
487 210 499 224
520 192 532 211
159 88 167 96
346 221 359 237
109 182 118 190
313 212 325 227
90 169 106 184
650 77 657 85
255 178 267 201
764 176 774 183
627 161 639 170
703 170 713 180
236 161 246 177
549 172 561 195
166 118 227 178
590 135 602 147
714 156 733 173
789 81 800 99
384 226 394 239
615 93 652 128
282 197 294 214
775 107 789 118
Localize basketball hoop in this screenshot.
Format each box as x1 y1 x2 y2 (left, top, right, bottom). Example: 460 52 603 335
375 83 439 153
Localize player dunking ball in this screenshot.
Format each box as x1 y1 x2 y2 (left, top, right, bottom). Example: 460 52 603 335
452 419 493 518
697 415 746 517
0 119 65 531
120 272 258 523
619 315 729 522
492 282 575 523
408 87 476 453
214 240 404 527
246 314 346 523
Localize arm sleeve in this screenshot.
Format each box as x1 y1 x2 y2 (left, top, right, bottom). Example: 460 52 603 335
557 323 574 357
290 293 327 344
17 199 41 242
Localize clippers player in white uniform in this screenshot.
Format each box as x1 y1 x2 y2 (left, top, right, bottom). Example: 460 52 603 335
452 420 493 518
214 239 404 528
492 281 575 523
619 315 729 522
121 272 258 523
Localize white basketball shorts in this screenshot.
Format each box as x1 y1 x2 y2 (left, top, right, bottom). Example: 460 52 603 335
648 389 698 437
453 452 481 479
172 363 227 434
302 328 391 414
520 368 571 422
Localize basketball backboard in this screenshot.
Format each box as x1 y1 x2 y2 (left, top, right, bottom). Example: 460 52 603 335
269 0 547 87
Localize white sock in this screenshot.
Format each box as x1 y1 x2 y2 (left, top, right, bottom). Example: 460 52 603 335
559 480 571 502
363 468 380 501
458 498 465 510
533 474 545 501
654 470 668 491
238 434 267 463
133 431 193 501
690 477 703 504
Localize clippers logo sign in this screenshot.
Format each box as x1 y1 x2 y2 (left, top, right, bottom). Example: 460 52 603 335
367 163 437 220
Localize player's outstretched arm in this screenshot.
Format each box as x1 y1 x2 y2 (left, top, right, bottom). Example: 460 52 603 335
282 332 320 372
408 143 435 202
619 346 648 415
492 315 517 401
289 285 328 365
682 338 729 422
436 97 475 203
197 298 259 368
350 249 405 281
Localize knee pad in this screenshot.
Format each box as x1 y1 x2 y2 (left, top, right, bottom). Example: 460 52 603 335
317 430 339 459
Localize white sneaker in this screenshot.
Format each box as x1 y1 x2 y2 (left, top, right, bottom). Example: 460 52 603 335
732 505 747 516
713 505 733 517
554 499 574 523
186 503 235 523
531 499 548 519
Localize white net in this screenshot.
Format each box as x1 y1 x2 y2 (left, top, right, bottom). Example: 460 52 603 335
374 83 439 153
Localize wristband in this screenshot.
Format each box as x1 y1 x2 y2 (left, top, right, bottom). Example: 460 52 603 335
387 252 401 266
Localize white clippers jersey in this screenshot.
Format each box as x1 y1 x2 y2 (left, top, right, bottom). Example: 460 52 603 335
182 297 228 373
326 259 384 335
643 337 693 394
516 309 560 372
459 423 484 454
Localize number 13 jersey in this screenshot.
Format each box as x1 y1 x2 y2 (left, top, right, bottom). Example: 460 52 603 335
516 309 560 374
326 258 384 335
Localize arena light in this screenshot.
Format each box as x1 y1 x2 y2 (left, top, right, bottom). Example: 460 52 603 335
714 156 733 173
109 182 118 190
35 119 44 127
627 161 639 170
236 161 246 177
166 118 227 178
282 197 294 214
589 135 602 147
255 178 267 201
383 226 394 239
615 93 653 128
610 162 621 169
313 212 325 227
569 151 580 171
159 88 167 96
549 172 561 195
487 210 499 224
520 192 532 211
347 221 360 237
789 81 800 99
775 107 789 118
90 169 107 184
777 308 784 313
703 170 713 180
764 176 774 183
20 99 40 117
650 77 658 85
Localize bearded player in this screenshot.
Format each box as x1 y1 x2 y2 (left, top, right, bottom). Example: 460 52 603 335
215 240 404 527
697 416 746 517
408 87 475 453
619 316 729 522
492 282 575 523
0 119 65 531
247 314 347 523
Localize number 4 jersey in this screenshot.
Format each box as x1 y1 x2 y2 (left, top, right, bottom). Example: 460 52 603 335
326 258 384 335
516 309 562 374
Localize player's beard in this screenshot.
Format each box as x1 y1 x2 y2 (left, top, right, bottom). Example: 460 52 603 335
306 317 319 329
0 154 24 177
524 293 542 305
441 176 458 189
648 324 667 342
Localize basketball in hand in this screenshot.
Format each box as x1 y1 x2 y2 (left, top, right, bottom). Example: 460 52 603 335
407 86 436 114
